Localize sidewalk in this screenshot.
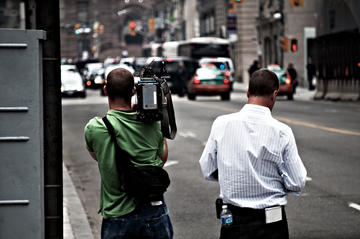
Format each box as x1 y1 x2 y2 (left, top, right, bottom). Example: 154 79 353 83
233 82 316 101
63 164 94 239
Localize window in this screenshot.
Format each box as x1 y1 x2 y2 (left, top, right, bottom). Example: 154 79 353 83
76 1 88 24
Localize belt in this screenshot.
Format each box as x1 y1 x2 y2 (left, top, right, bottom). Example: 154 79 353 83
227 204 286 223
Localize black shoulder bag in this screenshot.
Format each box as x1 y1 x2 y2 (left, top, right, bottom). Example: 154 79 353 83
102 116 170 201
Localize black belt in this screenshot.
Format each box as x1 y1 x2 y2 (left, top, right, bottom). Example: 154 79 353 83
227 205 286 223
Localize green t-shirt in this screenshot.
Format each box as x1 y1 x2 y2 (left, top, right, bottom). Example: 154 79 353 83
84 109 164 218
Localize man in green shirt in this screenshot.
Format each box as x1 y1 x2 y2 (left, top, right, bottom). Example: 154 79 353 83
84 68 173 239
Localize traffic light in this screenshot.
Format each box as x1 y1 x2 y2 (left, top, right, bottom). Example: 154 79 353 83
129 21 136 36
290 38 298 52
280 37 289 51
74 24 81 34
290 0 303 7
233 0 244 3
148 18 155 32
98 24 104 34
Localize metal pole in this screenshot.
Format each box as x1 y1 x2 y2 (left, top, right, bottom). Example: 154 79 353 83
26 0 63 238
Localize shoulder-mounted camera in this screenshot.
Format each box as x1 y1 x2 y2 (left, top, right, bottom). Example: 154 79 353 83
135 61 177 140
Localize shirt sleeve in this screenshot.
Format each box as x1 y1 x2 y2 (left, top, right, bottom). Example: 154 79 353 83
280 130 307 195
84 122 94 152
199 120 219 182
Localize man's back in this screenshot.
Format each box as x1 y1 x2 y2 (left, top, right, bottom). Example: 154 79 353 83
200 104 306 208
85 110 164 218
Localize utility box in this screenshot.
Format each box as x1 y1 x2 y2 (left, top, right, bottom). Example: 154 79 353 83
0 29 46 239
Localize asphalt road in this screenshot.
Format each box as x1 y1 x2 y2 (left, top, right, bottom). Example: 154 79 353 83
62 88 360 239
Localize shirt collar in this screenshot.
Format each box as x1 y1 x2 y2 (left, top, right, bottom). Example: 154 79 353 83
241 104 272 117
107 109 137 120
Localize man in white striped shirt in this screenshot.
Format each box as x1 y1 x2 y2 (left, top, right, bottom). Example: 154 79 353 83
200 69 307 239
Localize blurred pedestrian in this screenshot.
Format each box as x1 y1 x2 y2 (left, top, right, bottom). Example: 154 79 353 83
200 69 307 239
306 57 316 90
248 60 260 78
287 63 298 93
177 61 188 97
84 68 173 239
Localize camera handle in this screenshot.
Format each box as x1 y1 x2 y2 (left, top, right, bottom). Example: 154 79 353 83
160 78 177 140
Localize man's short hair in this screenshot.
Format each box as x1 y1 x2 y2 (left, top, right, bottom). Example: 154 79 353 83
106 68 134 100
248 69 279 96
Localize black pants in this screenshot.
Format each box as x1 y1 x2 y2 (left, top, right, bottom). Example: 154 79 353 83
220 206 289 239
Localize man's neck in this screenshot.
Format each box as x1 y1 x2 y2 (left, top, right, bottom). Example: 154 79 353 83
247 97 273 111
108 98 132 111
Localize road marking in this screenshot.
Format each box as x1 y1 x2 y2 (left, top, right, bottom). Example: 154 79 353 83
182 101 360 136
306 176 312 181
178 131 197 138
276 117 360 137
164 160 179 168
349 202 360 211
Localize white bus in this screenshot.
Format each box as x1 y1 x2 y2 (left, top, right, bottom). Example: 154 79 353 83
178 37 231 59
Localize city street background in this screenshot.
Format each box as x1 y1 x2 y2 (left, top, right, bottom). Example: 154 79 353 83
62 87 360 239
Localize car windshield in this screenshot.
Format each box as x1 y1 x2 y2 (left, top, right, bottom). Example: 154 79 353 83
201 62 228 71
86 63 103 74
196 67 221 79
61 71 82 84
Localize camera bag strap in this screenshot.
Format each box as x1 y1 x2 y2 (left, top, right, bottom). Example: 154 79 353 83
102 116 131 172
160 80 177 140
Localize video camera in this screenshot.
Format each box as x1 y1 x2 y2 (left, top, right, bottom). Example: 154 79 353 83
135 61 177 140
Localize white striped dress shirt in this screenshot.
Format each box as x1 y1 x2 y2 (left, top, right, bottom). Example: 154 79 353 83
200 104 307 209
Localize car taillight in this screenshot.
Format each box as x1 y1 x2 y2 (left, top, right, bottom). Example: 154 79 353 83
223 78 230 84
285 78 291 85
225 71 231 77
193 77 200 84
86 81 91 86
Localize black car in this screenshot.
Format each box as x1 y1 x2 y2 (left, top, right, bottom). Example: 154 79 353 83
146 57 199 96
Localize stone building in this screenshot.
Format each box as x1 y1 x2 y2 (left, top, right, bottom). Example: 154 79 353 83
257 0 317 86
60 0 152 61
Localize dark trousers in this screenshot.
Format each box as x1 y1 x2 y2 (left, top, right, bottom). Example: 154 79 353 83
220 206 289 239
101 202 173 239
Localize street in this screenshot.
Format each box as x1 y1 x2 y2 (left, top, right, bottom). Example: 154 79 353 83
62 88 360 239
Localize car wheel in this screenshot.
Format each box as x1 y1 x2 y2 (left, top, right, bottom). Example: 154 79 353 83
287 94 294 100
221 93 230 101
187 93 196 100
79 91 86 98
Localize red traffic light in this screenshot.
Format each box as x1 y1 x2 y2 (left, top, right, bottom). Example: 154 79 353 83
290 39 298 52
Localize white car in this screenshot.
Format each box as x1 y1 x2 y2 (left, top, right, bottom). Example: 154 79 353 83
61 68 86 98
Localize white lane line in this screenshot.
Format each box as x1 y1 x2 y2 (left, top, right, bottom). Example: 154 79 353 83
178 131 197 138
306 176 312 181
164 160 179 168
349 202 360 211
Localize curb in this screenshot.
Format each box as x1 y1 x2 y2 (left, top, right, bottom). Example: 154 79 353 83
63 164 94 239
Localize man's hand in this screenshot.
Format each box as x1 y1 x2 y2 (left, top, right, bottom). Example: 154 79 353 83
160 139 168 166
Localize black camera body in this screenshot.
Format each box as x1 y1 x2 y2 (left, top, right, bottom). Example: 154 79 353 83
136 77 164 121
135 60 177 139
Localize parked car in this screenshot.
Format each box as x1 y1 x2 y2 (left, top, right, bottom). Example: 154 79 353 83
187 64 231 101
61 68 86 98
145 57 199 96
199 57 235 90
267 64 294 100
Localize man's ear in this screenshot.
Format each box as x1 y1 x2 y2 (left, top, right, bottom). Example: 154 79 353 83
271 90 278 102
246 89 250 98
103 85 108 96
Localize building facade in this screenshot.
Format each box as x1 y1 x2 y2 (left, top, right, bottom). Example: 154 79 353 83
257 0 317 86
